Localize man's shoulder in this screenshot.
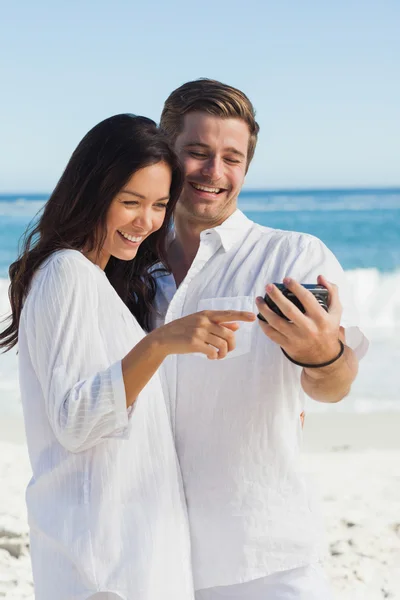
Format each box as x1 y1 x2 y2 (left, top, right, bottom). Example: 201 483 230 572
248 221 324 254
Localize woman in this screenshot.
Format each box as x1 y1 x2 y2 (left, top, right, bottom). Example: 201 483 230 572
0 114 255 600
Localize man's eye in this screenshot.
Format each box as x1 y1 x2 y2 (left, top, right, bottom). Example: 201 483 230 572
225 157 241 164
189 151 207 159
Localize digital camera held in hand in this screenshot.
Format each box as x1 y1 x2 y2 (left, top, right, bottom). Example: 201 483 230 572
257 284 329 322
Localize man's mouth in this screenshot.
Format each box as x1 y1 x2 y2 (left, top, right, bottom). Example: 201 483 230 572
190 182 225 195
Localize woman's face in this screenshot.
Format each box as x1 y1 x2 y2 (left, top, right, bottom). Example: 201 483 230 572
96 161 172 269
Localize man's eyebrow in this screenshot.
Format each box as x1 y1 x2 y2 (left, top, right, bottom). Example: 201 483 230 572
225 147 246 158
184 142 209 150
120 189 170 201
184 142 245 158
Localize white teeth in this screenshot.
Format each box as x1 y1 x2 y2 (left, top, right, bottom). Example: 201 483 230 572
118 231 143 243
192 183 221 194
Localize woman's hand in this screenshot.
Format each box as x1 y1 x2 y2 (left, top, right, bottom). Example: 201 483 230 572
151 310 256 360
121 310 255 407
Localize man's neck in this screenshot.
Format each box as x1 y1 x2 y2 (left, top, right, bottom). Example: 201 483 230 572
168 206 238 287
168 215 205 287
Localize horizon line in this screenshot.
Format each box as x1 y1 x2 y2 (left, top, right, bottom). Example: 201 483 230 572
1 184 400 197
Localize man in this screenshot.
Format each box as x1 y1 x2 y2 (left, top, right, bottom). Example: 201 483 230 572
155 79 368 599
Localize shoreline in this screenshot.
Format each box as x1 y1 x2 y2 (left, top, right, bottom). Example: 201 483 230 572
302 410 400 452
2 410 400 451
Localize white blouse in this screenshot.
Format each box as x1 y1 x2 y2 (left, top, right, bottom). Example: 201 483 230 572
18 249 194 600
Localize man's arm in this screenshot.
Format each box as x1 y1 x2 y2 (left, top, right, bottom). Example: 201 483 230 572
256 275 359 404
300 327 359 403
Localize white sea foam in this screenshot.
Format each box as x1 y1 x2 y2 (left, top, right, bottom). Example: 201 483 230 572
1 269 399 416
346 268 400 330
0 281 20 418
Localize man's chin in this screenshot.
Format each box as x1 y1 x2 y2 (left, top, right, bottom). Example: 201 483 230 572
176 192 237 225
182 202 222 223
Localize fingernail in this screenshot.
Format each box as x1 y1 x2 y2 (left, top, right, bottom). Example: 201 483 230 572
283 277 291 285
266 284 273 293
256 296 263 303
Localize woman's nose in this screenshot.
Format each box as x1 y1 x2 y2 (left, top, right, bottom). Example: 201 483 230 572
132 209 152 231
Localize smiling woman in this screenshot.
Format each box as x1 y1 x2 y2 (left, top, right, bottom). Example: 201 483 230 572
2 114 183 335
0 114 256 600
85 161 173 270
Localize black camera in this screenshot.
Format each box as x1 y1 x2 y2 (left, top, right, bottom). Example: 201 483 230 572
257 284 329 322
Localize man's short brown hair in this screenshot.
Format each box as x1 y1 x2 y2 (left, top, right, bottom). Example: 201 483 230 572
160 78 260 170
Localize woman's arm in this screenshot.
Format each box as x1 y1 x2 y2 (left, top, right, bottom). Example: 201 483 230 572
121 309 256 407
25 253 131 452
25 252 255 452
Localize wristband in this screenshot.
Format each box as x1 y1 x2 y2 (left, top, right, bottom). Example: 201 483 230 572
281 340 345 368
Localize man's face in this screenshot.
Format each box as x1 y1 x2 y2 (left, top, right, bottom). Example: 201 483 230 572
174 112 250 227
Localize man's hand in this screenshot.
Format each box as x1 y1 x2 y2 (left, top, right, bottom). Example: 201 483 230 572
255 274 359 403
255 274 342 365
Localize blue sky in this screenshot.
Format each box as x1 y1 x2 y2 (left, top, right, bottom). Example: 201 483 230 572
1 0 399 192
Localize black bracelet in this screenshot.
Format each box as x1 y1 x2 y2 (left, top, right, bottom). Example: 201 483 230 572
281 340 345 368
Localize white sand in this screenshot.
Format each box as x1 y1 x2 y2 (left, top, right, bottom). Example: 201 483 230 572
0 440 33 599
0 413 399 599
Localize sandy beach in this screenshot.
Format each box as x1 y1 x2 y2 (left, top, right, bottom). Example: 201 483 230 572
0 411 399 599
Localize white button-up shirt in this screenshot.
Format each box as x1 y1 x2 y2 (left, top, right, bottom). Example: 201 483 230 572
18 250 194 600
154 210 368 590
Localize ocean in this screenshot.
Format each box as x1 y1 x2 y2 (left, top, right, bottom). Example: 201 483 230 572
1 189 399 416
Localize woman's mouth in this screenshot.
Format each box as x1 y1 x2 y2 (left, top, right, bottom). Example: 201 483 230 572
117 230 145 246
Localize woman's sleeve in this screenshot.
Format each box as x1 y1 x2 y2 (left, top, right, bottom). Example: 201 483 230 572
23 253 130 452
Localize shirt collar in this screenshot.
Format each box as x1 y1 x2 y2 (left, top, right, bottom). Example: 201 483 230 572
200 209 253 252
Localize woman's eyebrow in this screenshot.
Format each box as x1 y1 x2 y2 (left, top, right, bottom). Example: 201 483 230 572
120 189 146 199
120 189 170 202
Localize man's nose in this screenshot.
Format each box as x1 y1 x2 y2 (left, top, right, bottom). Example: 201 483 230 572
201 157 223 181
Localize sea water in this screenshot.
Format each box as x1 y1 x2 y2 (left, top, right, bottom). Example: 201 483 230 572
1 189 399 416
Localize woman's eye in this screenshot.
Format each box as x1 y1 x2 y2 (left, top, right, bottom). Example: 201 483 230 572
155 203 168 209
122 201 138 206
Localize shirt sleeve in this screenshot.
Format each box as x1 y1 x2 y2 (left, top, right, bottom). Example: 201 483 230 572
287 235 369 360
22 252 129 452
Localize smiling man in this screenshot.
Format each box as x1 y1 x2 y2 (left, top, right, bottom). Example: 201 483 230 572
155 79 368 600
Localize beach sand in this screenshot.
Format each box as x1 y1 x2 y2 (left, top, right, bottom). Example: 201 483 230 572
0 412 399 599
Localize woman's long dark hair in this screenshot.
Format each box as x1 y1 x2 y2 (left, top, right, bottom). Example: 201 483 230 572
0 114 183 351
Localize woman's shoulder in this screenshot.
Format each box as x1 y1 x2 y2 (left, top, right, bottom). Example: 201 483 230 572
42 249 102 277
43 248 95 269
30 249 104 299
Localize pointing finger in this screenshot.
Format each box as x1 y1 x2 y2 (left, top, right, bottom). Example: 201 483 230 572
205 310 256 324
221 322 240 332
